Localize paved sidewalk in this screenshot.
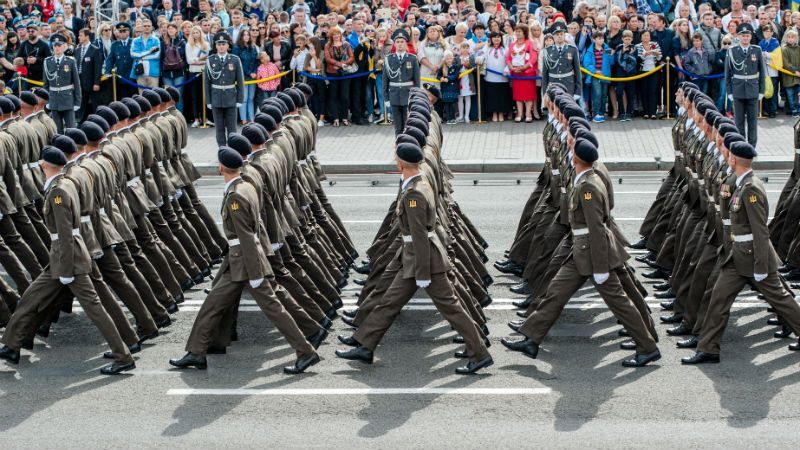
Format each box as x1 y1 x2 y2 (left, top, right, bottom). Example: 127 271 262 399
187 116 797 174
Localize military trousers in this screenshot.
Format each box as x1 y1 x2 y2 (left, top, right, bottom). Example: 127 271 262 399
185 269 315 359
51 109 75 134
353 270 489 363
212 107 237 147
698 265 800 355
391 105 408 136
519 258 658 355
733 98 759 147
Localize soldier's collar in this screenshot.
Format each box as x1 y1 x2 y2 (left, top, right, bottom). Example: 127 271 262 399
44 172 65 192
735 169 753 187
224 176 242 195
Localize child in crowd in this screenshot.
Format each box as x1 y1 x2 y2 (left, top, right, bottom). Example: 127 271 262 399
256 51 281 105
781 29 800 118
437 50 460 124
759 25 780 118
457 42 476 123
582 30 612 123
614 30 638 122
682 33 714 93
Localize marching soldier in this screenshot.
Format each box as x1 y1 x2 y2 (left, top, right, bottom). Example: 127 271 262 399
169 147 321 374
724 23 766 147
204 32 245 146
43 34 81 133
382 28 420 136
541 22 582 101
0 146 135 375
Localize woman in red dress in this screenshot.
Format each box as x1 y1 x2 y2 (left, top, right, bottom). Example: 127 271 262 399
506 25 538 122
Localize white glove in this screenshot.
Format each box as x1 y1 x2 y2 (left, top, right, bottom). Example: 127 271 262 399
249 278 264 289
59 276 74 285
206 104 212 109
593 273 609 285
416 279 431 288
73 105 80 111
271 243 284 251
236 103 243 107
573 94 581 101
175 188 183 199
758 94 765 101
754 273 767 282
46 103 51 109
0 213 3 220
727 95 733 102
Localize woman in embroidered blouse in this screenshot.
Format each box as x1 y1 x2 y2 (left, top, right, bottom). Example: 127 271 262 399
506 24 538 122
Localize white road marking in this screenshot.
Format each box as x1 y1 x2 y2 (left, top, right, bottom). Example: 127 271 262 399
167 387 553 396
199 194 398 199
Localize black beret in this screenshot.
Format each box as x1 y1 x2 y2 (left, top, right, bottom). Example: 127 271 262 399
395 133 418 146
133 95 152 113
241 123 267 145
406 117 429 135
80 121 105 142
5 94 20 112
165 86 181 103
723 132 745 149
562 104 585 120
20 90 37 106
141 89 161 106
64 128 88 146
410 103 432 118
218 146 243 169
574 138 599 163
680 81 699 91
717 123 739 137
285 89 305 108
396 142 424 164
41 145 67 166
263 97 287 115
408 111 430 126
254 113 277 133
568 116 591 135
276 92 296 112
574 128 599 148
694 100 714 116
546 83 566 96
0 97 14 114
95 106 119 126
153 87 171 103
122 98 141 119
703 108 721 124
404 126 427 148
33 87 49 101
423 83 441 100
52 135 77 155
109 101 130 121
729 140 757 159
295 82 313 97
86 114 110 133
227 133 252 156
684 89 699 102
261 105 283 125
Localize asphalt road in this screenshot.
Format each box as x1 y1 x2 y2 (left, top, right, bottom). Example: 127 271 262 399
1 171 799 449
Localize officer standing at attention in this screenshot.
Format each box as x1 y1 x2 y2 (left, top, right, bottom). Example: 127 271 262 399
725 23 766 147
43 34 81 134
169 148 321 374
204 32 244 146
103 23 137 100
382 28 420 136
541 22 581 102
0 146 135 375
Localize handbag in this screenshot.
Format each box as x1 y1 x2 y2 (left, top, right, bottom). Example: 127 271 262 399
134 62 144 75
342 63 358 74
162 43 185 71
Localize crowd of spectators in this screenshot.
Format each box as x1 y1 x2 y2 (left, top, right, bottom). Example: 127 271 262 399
0 0 799 127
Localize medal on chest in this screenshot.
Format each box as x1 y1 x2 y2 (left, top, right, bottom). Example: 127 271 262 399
567 53 572 60
228 63 234 71
406 61 412 70
731 194 740 212
751 53 757 62
64 64 70 73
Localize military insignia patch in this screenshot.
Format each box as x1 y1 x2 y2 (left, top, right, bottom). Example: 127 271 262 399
751 53 757 62
54 195 62 205
231 201 239 212
64 65 70 72
406 61 412 69
409 200 417 208
583 192 592 201
749 194 757 204
228 63 234 71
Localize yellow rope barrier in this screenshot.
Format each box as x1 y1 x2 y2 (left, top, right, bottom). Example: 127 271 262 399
17 77 44 86
421 67 475 83
771 64 800 77
580 64 665 82
244 70 291 85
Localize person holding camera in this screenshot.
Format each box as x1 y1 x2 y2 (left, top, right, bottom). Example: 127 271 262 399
130 19 161 90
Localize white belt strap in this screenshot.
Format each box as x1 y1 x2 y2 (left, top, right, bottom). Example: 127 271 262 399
390 81 413 87
691 172 698 179
80 215 91 223
572 228 589 236
698 179 705 186
50 85 74 92
796 149 800 155
551 169 560 175
126 176 140 187
722 219 731 226
674 151 682 157
549 71 574 79
714 204 720 212
402 231 436 242
27 161 40 169
144 168 152 175
298 160 308 166
212 84 236 90
733 233 753 242
733 74 759 80
99 207 107 216
228 238 241 246
50 228 81 240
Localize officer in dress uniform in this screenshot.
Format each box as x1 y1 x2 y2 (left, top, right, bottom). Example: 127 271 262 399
103 22 137 101
43 34 80 134
541 22 582 100
724 23 766 147
382 28 420 136
204 32 245 146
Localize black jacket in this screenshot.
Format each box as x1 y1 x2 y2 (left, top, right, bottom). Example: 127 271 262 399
76 44 103 92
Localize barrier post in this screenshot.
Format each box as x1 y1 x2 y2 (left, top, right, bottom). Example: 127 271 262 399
476 63 485 124
759 99 765 119
112 68 117 102
379 99 391 125
199 70 209 128
17 77 22 97
665 59 671 119
292 70 296 85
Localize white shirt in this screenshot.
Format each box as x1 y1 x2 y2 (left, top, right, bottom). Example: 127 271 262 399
574 167 591 185
224 176 241 195
401 173 421 190
735 169 753 187
43 172 62 192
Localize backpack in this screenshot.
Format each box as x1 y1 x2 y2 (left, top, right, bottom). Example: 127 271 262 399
163 43 185 72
